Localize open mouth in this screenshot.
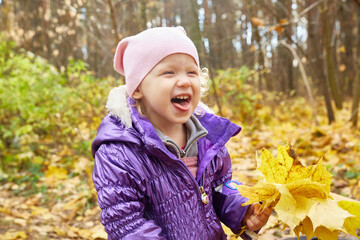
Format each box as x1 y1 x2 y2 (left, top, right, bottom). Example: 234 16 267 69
171 95 191 110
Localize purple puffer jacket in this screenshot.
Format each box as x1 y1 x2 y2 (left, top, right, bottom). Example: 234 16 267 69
92 99 250 240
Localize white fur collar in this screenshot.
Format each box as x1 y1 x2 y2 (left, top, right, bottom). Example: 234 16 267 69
106 85 132 128
105 85 213 128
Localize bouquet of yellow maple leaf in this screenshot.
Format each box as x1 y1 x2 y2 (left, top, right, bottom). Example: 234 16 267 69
237 144 360 240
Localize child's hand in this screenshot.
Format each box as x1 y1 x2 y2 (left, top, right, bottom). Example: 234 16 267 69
242 202 271 231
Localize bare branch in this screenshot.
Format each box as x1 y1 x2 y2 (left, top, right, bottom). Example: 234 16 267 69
353 0 360 8
280 40 318 125
106 0 121 43
298 0 326 18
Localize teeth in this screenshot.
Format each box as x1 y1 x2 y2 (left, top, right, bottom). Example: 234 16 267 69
174 95 189 100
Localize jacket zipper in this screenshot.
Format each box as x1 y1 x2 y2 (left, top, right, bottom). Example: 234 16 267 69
167 142 210 205
199 186 209 204
175 160 210 237
182 132 207 157
166 136 211 203
155 133 211 236
166 132 207 159
181 133 210 204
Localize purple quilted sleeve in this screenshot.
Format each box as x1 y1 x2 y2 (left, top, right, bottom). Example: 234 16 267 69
93 144 165 240
211 147 251 239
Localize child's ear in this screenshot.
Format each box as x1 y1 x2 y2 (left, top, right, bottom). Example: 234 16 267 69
132 87 143 100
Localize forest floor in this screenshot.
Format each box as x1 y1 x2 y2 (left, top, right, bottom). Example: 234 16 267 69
1 101 360 240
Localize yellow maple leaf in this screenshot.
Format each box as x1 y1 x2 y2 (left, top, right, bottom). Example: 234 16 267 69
314 226 339 240
238 182 279 209
307 158 333 192
338 200 360 239
274 184 313 229
307 198 353 232
237 144 360 240
286 164 310 183
258 144 294 184
294 217 314 239
287 179 329 199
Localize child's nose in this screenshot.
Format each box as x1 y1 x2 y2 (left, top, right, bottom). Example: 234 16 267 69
177 75 191 87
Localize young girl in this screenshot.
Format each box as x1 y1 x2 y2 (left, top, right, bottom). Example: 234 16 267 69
92 26 271 240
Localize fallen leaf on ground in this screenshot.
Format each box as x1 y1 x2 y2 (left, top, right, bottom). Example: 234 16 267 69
0 230 27 240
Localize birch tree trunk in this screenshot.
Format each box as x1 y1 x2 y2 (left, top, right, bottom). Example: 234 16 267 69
41 0 51 59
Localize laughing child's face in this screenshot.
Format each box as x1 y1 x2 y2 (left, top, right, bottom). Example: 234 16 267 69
132 53 201 132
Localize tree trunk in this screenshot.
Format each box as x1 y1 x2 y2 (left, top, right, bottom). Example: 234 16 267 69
41 0 51 59
351 6 360 127
307 0 335 124
238 0 255 72
276 0 293 94
183 0 203 60
351 63 360 127
209 0 237 69
250 1 265 92
140 0 147 29
202 0 222 116
254 26 264 91
2 0 15 34
164 0 174 26
321 1 342 109
338 0 355 97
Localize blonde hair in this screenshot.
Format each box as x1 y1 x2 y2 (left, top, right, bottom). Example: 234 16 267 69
199 67 209 95
132 67 209 115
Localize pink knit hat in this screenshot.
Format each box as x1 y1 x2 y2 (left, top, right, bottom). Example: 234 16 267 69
113 26 200 96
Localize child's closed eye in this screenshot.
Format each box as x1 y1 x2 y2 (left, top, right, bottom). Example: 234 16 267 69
188 70 199 75
163 70 174 75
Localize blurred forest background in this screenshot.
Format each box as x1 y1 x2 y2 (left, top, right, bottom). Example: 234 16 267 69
0 0 360 239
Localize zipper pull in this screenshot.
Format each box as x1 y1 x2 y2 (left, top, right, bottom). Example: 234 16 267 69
199 186 209 204
180 149 186 158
